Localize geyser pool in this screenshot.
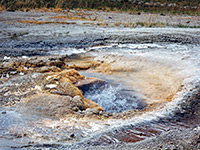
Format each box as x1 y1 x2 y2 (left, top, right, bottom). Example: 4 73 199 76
0 27 200 149
83 80 147 113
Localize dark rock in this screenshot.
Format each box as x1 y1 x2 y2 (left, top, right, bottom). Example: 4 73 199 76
70 133 75 138
186 21 190 24
1 111 6 114
160 13 166 16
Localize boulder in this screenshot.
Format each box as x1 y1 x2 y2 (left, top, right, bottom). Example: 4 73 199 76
72 96 87 111
49 81 84 98
43 69 103 112
23 94 88 119
58 69 85 83
84 108 100 115
43 69 85 98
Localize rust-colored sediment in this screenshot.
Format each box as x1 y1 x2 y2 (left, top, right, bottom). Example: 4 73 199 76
18 20 77 24
92 56 183 106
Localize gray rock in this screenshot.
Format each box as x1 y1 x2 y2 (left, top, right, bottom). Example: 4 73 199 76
72 96 82 104
84 108 99 115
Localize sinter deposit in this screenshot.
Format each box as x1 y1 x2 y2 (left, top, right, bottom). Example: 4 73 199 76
0 11 200 150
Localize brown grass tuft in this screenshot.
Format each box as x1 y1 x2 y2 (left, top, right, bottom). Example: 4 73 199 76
97 23 106 27
82 22 95 26
0 6 4 12
53 8 63 12
41 7 49 12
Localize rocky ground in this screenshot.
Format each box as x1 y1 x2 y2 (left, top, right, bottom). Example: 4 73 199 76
0 10 200 149
0 54 105 113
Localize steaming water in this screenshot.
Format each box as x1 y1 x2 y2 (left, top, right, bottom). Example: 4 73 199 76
1 31 200 149
84 82 146 113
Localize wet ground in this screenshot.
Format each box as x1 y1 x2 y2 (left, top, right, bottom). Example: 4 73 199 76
0 11 200 149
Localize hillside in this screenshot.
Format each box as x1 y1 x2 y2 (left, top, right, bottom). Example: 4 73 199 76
0 0 200 15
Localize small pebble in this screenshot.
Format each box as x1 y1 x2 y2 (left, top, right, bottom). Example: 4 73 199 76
4 56 10 60
22 56 28 59
19 72 24 76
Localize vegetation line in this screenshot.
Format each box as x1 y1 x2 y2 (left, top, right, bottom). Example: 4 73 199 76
0 0 199 16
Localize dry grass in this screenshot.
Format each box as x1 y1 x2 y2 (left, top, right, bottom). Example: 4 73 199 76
97 23 106 27
184 17 193 19
53 8 63 12
0 6 4 12
112 21 199 28
90 9 98 12
112 21 165 28
0 0 199 15
135 22 165 27
50 15 92 21
75 12 84 16
82 22 95 26
18 20 76 25
73 8 89 12
103 7 111 12
73 8 81 11
114 22 121 27
32 8 63 13
41 7 49 12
